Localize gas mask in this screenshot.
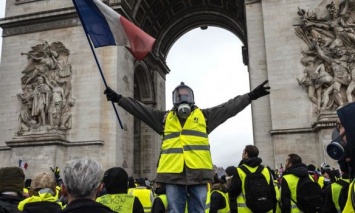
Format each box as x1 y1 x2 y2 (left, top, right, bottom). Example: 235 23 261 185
326 128 347 160
177 103 191 119
172 82 195 119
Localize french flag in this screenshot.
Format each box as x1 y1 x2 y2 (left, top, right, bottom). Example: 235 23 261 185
72 0 156 61
19 159 28 170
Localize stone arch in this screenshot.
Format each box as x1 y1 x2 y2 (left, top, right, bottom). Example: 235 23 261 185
133 61 156 177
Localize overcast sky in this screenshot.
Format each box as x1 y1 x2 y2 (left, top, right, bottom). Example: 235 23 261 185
0 2 253 168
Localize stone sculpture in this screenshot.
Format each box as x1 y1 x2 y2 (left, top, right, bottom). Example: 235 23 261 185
295 0 355 112
17 41 74 135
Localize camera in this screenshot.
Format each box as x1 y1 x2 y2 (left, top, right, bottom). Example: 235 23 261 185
326 128 347 160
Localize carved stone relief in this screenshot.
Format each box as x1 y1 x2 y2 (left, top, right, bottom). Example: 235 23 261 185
295 0 355 112
16 41 75 135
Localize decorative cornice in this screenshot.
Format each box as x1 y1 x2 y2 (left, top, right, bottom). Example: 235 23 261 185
0 7 80 36
5 139 104 148
270 111 337 135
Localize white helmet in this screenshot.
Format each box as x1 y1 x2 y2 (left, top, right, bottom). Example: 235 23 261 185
321 162 331 171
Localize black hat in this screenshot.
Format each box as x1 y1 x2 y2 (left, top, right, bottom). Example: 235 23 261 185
103 167 128 194
0 167 25 194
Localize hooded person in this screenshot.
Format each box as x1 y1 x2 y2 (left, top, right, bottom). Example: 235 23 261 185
0 167 25 213
104 80 270 213
17 172 62 213
335 102 355 212
96 167 144 213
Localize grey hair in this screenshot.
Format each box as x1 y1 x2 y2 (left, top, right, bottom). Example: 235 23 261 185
61 158 104 199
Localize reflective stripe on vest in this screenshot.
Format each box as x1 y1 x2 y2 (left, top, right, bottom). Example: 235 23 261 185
235 165 272 213
96 194 135 213
211 190 230 213
158 109 212 173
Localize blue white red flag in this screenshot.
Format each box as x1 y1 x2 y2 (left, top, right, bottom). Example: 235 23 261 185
72 0 155 60
19 159 28 170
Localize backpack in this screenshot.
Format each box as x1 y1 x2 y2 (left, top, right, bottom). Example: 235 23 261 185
294 175 323 213
239 165 274 213
336 179 350 211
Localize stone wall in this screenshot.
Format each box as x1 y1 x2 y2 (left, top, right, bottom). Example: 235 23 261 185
246 0 339 169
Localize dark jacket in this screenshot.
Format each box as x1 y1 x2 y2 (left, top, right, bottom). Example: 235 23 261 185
22 201 61 213
151 186 166 213
228 157 276 213
280 163 309 213
210 183 227 213
118 94 251 185
61 199 114 213
0 194 23 213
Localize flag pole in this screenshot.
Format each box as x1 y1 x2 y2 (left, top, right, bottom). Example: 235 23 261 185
84 33 124 129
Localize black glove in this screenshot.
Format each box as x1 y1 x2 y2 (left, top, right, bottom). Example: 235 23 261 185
248 80 270 100
104 86 122 103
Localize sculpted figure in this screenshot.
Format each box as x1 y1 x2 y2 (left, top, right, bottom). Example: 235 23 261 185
48 80 65 128
297 56 318 104
32 76 52 126
316 42 351 107
17 85 36 134
346 53 355 102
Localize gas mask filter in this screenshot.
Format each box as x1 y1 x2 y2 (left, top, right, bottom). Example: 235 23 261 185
326 128 347 160
177 103 191 119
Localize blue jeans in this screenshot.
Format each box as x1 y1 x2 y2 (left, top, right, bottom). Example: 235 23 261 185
166 184 207 213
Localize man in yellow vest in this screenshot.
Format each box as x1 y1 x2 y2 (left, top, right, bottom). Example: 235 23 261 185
322 165 350 213
96 167 144 213
151 182 167 213
104 80 270 213
280 154 319 213
228 145 276 213
210 178 230 213
129 178 154 212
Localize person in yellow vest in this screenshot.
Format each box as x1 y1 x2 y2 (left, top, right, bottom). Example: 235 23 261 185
209 178 230 213
228 145 276 213
151 182 167 213
105 80 270 213
129 178 154 212
18 172 62 212
96 167 144 213
280 154 312 213
323 165 350 213
319 163 332 190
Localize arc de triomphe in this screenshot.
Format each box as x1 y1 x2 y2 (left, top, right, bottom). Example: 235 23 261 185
0 0 346 179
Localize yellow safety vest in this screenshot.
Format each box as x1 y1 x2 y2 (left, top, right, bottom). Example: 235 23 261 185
157 194 168 213
96 194 134 213
282 174 303 213
157 109 212 173
331 179 350 213
342 181 355 213
130 188 152 212
318 176 325 189
18 189 63 211
236 165 273 213
274 181 281 213
205 183 211 213
210 190 230 213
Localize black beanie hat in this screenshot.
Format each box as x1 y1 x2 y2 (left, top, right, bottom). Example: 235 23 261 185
103 167 128 194
0 167 25 194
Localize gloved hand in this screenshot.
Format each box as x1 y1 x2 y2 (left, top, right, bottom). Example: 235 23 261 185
248 80 270 100
104 87 122 103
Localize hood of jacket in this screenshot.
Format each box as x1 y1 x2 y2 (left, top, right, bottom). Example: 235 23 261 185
284 163 309 177
239 157 262 167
